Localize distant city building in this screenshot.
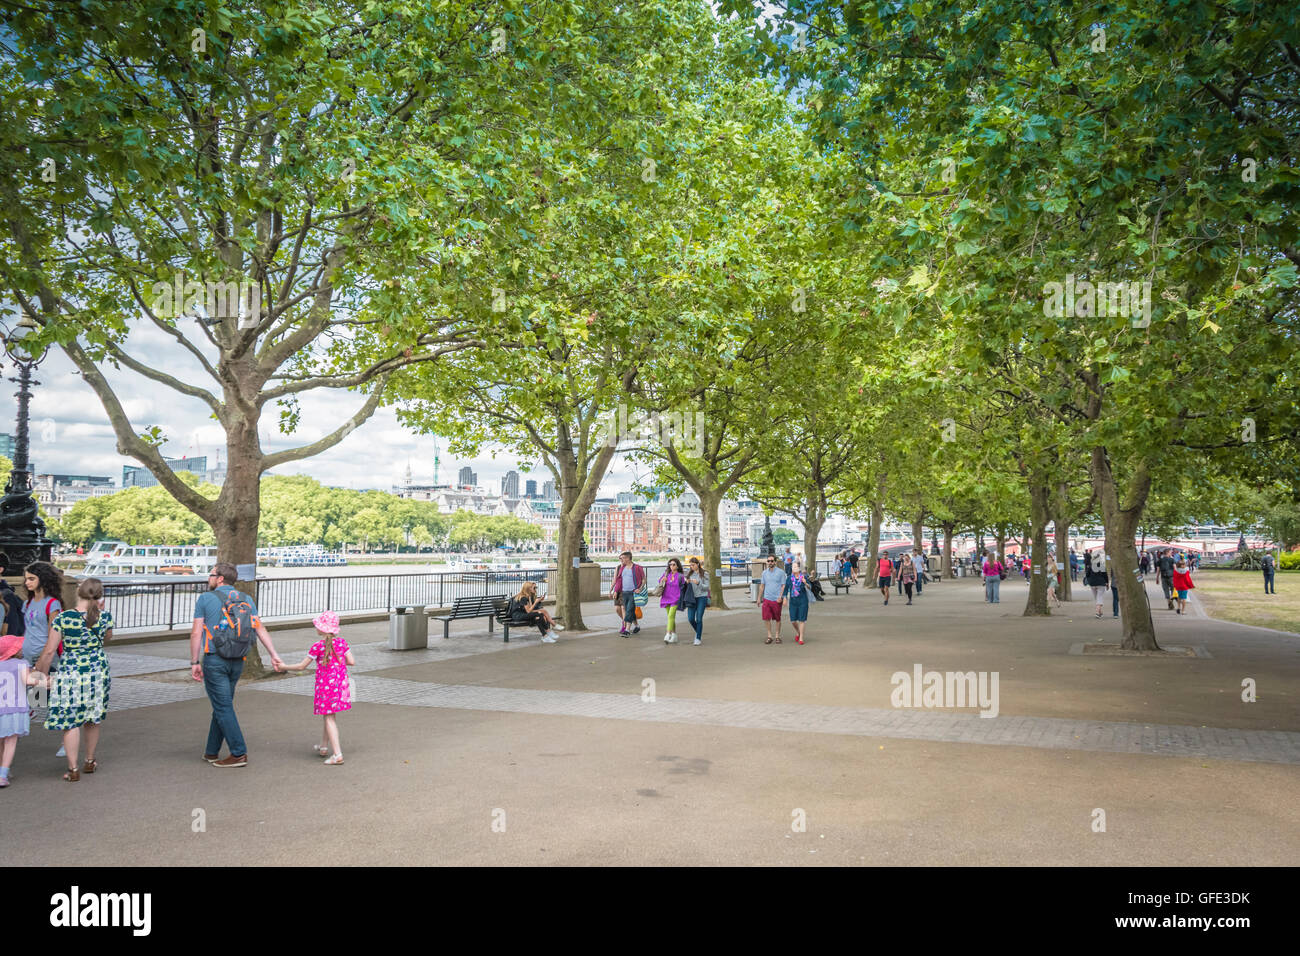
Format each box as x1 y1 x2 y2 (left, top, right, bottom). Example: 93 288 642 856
457 466 477 489
524 479 537 498
541 480 557 500
615 491 646 505
0 434 15 462
33 474 118 521
501 470 520 498
645 494 703 553
122 456 207 488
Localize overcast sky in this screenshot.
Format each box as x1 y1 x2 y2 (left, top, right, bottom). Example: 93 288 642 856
15 320 649 495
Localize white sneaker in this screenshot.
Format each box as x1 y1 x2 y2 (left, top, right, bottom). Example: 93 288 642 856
551 623 564 632
55 745 66 757
693 638 701 646
541 632 557 643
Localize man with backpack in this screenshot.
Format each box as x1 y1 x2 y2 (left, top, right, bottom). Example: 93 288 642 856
189 562 284 768
1262 552 1277 594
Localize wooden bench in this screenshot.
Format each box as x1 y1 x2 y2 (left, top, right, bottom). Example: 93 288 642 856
433 595 508 641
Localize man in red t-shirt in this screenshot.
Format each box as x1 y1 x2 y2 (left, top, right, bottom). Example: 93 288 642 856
877 553 894 605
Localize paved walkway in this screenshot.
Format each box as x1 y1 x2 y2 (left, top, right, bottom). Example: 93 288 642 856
8 576 1298 865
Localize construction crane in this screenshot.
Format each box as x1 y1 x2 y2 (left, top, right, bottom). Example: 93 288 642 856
432 437 440 486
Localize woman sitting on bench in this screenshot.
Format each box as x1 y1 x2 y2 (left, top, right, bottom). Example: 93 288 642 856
509 582 562 643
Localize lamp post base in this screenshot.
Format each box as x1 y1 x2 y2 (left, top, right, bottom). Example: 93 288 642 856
0 539 53 568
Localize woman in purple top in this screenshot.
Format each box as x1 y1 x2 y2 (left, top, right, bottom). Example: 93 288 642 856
655 559 685 644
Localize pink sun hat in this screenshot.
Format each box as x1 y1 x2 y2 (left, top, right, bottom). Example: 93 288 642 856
0 634 23 661
312 610 341 635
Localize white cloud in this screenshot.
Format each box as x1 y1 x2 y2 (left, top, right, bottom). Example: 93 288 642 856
13 330 645 496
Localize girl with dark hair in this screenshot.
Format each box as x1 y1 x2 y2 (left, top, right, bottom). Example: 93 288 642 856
654 558 686 644
40 577 113 781
20 561 63 667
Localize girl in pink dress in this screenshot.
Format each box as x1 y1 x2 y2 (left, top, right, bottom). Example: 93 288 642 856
282 611 355 765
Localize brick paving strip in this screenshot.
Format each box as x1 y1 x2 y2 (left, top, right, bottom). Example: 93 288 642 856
247 672 1300 766
99 605 1300 766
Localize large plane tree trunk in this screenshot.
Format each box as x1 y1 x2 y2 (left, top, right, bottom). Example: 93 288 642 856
1053 483 1073 603
1023 475 1051 616
1091 449 1159 650
697 485 730 610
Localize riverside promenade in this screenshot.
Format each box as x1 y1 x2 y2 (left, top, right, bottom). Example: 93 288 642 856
7 575 1298 866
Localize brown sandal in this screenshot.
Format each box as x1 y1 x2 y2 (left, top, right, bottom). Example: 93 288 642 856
63 769 79 782
82 758 97 774
764 637 773 644
774 637 783 644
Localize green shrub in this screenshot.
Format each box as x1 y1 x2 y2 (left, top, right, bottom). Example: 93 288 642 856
1280 551 1300 571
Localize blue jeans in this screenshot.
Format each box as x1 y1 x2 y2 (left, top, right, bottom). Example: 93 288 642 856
203 653 246 757
1264 570 1275 594
619 590 638 628
686 598 709 640
984 576 1000 602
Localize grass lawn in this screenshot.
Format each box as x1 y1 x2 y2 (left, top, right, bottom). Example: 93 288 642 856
1192 569 1300 636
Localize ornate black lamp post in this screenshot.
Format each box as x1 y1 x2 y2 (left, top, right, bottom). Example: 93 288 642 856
0 314 53 567
760 514 775 557
930 533 940 556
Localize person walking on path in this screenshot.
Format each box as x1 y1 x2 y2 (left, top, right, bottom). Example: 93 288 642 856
35 578 112 782
190 562 284 769
899 553 917 605
508 582 561 642
683 558 711 645
1084 550 1109 618
1069 550 1079 582
610 551 646 637
1157 549 1177 609
848 549 860 584
1170 559 1195 615
1262 552 1277 594
1045 554 1062 608
981 551 1003 603
655 559 686 644
877 552 895 605
0 634 44 788
21 561 65 757
784 559 812 644
279 611 355 765
912 549 927 595
757 554 787 644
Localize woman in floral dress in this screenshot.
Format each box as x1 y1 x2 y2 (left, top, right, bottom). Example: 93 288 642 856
280 611 355 764
36 578 112 782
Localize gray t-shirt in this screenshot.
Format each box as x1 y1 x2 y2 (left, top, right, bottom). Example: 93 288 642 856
21 595 63 665
761 568 787 601
620 565 636 591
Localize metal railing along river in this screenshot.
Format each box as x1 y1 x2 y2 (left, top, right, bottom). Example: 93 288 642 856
101 558 927 633
101 569 550 633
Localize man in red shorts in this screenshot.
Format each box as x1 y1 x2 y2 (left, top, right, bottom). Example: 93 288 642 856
757 554 788 644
